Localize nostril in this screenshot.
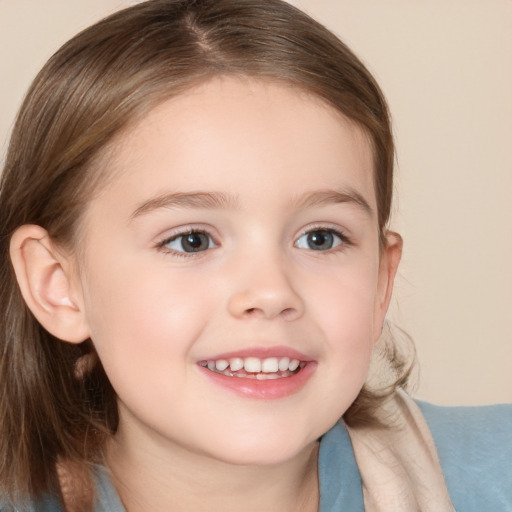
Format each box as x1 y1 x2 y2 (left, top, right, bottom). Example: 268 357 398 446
228 290 304 321
282 307 298 319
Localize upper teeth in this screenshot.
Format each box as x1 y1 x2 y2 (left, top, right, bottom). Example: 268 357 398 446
204 356 302 373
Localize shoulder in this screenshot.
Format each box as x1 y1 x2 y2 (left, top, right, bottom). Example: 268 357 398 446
418 401 512 511
93 465 126 512
0 495 63 512
318 422 364 512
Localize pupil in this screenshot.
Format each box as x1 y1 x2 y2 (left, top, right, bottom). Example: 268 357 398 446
308 230 333 251
183 233 207 252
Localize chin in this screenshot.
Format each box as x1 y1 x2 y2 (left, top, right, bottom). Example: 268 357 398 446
196 427 319 467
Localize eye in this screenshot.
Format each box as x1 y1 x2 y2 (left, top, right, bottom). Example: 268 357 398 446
162 231 216 253
295 229 346 251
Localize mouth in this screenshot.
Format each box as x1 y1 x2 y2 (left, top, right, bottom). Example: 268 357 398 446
198 356 306 380
197 350 316 399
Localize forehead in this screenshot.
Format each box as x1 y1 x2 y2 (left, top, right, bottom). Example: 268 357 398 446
90 77 376 217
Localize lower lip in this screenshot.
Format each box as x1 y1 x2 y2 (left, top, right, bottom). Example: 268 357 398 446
198 362 317 400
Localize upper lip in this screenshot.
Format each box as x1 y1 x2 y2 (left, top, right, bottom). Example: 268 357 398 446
198 345 314 362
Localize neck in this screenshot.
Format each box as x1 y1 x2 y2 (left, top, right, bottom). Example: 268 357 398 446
106 427 320 512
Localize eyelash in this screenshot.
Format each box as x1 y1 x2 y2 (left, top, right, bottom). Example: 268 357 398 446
155 225 352 258
156 228 218 259
295 225 353 252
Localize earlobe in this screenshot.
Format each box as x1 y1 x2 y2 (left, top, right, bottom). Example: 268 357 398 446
9 225 90 344
374 231 403 340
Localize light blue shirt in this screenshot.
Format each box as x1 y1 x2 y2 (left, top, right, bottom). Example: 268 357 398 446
15 402 512 511
318 402 512 511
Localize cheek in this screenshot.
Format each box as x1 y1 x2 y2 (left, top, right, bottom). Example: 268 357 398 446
307 263 379 377
80 257 213 385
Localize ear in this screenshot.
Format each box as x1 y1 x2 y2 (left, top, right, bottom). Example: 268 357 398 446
373 231 403 341
9 225 90 344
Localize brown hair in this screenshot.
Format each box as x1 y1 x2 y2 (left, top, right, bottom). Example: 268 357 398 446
0 0 410 508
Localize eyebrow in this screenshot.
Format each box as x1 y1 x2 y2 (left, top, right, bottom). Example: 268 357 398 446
130 191 239 219
129 188 373 220
291 189 373 217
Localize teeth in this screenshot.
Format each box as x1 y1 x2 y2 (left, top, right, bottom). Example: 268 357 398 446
278 357 290 371
256 373 281 380
202 356 306 376
244 357 261 373
289 359 300 371
261 357 279 373
229 358 244 372
215 359 229 371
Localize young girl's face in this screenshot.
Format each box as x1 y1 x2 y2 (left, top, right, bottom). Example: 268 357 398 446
73 77 398 466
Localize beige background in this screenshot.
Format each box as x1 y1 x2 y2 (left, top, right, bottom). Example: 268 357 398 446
1 0 511 405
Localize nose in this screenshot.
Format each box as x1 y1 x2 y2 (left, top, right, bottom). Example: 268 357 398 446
226 253 304 321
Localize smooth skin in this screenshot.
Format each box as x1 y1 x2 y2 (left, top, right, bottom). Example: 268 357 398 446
10 77 401 511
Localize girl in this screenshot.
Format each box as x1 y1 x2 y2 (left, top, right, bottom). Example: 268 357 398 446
0 1 510 511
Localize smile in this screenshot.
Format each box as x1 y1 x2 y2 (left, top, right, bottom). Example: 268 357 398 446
197 349 316 399
199 356 306 379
